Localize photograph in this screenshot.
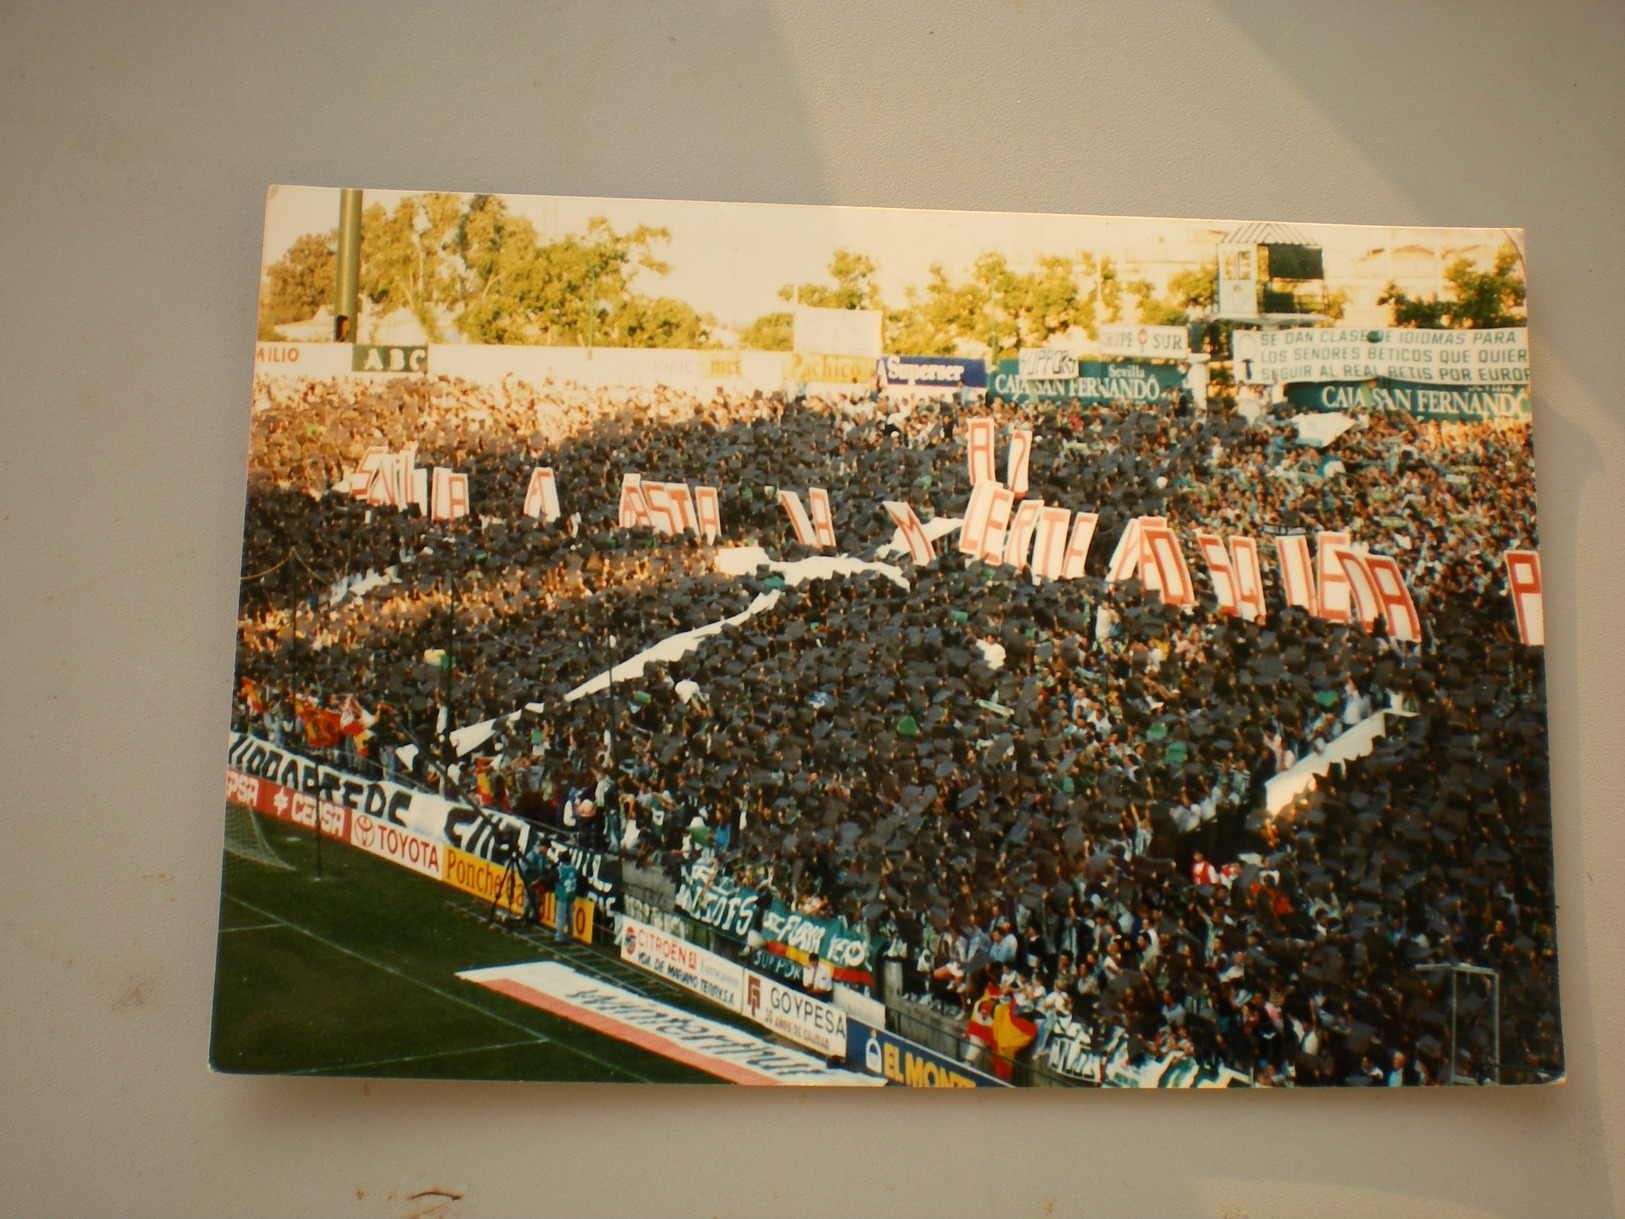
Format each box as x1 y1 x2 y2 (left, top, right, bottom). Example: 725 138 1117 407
216 185 1554 1089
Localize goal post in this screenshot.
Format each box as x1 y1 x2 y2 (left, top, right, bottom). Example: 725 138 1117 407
223 801 296 871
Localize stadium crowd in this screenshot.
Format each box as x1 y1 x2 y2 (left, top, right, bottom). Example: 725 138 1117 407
231 369 1557 1086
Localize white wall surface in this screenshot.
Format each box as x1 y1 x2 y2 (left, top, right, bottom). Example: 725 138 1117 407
1 3 1620 1215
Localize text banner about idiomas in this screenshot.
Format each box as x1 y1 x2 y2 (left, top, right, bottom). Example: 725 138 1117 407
1233 327 1528 388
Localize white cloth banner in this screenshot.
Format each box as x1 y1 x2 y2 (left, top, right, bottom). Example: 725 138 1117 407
1289 411 1356 448
778 490 818 548
1003 498 1044 571
1266 710 1392 816
807 487 837 550
564 591 783 701
881 501 936 566
1504 549 1544 646
1097 323 1191 360
1006 423 1034 497
966 418 996 487
458 960 881 1086
1031 506 1071 580
713 547 910 591
1250 326 1529 387
879 514 961 562
792 306 883 357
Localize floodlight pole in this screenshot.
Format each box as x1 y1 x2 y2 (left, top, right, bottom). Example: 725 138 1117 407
586 267 598 360
441 555 460 760
1418 962 1501 1085
1450 970 1457 1084
285 574 324 881
334 189 363 342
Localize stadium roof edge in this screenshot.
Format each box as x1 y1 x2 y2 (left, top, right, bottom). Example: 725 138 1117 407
1220 221 1319 248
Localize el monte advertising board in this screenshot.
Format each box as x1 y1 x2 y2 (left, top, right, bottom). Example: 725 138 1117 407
846 1020 1008 1088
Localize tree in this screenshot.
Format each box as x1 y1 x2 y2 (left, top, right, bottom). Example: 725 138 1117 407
258 231 334 338
1378 241 1526 329
261 193 695 348
738 311 794 351
359 193 464 341
449 194 545 343
1129 261 1217 326
444 207 683 347
739 249 884 351
779 248 882 311
1094 255 1125 325
604 294 717 348
885 264 981 356
881 250 1124 356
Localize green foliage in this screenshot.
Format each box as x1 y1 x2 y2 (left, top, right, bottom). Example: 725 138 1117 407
741 248 884 351
1127 280 1182 326
885 263 986 356
359 192 463 341
1380 290 1450 329
1378 241 1526 329
450 193 547 344
270 193 704 348
1095 255 1125 325
259 231 335 330
738 310 794 351
456 212 685 346
604 294 717 349
778 247 882 311
1130 260 1217 326
881 250 1126 355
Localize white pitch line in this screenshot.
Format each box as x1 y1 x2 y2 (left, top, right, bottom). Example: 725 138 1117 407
219 922 286 934
224 895 656 1083
288 1038 543 1077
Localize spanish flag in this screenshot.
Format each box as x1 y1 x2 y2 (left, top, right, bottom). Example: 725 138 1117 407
240 678 265 717
338 694 376 737
760 939 874 989
304 706 343 750
965 985 1037 1081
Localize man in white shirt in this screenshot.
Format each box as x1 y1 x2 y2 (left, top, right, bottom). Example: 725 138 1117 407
803 952 834 999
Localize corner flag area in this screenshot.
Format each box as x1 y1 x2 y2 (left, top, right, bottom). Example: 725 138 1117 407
212 811 817 1083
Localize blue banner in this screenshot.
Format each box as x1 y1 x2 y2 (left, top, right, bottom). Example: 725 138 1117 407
876 355 988 390
845 1020 1009 1088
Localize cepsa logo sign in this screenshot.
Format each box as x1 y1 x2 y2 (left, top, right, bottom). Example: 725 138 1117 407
350 812 443 879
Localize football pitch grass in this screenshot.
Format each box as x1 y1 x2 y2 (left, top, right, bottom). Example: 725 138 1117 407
212 808 745 1083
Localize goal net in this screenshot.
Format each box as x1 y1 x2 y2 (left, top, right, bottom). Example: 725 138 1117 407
223 802 295 871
